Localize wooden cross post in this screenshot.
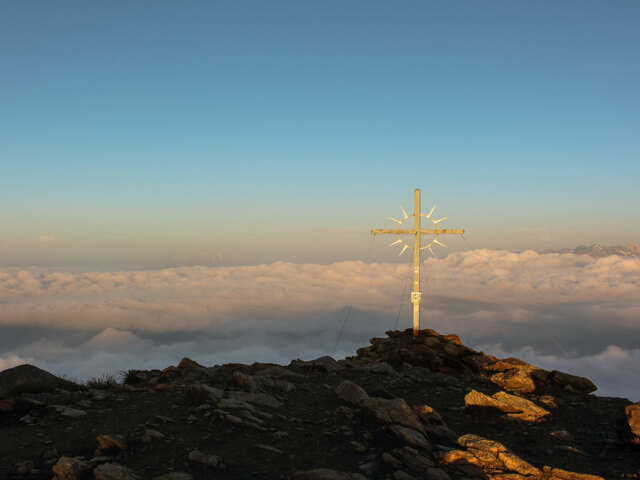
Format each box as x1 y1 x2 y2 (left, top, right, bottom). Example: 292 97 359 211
371 189 464 336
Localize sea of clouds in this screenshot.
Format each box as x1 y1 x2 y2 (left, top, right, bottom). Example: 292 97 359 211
0 250 639 401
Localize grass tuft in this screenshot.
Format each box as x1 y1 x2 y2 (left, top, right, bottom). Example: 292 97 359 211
83 372 121 390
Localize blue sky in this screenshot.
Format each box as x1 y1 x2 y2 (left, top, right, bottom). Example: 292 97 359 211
1 1 639 267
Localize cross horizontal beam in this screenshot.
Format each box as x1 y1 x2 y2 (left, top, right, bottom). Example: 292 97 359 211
371 228 465 235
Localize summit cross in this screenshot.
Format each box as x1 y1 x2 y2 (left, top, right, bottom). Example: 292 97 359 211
371 189 465 336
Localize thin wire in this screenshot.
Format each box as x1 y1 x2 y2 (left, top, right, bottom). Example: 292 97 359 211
394 259 413 330
332 235 376 356
460 234 576 363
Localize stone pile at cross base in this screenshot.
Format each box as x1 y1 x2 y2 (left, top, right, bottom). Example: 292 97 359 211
1 328 639 480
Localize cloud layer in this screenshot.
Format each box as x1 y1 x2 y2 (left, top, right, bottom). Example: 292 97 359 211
0 250 639 400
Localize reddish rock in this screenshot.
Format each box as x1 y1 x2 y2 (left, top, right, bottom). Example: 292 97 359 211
464 390 550 422
51 456 93 480
625 402 640 445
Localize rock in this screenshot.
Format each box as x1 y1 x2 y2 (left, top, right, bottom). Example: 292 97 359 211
89 389 110 401
422 424 458 443
335 380 369 405
395 447 435 472
232 371 260 392
542 466 605 480
424 467 451 480
625 402 640 445
497 451 541 476
361 397 424 431
226 391 283 408
291 468 368 479
490 369 537 394
390 425 431 450
441 434 542 477
0 398 13 412
52 405 88 418
310 356 341 372
254 443 283 453
352 330 596 396
382 452 402 469
257 366 303 378
140 428 165 443
351 441 367 453
370 362 399 375
188 450 220 467
438 449 485 477
217 397 255 411
15 460 37 475
393 470 417 480
464 390 550 422
154 473 194 480
95 434 127 455
93 462 140 480
547 370 597 394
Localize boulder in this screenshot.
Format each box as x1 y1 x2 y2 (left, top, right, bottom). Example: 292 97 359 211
51 456 93 480
188 450 220 467
464 390 550 422
309 356 341 372
335 380 369 405
625 402 640 445
95 434 127 456
291 468 368 479
93 463 140 480
441 434 540 478
226 391 283 408
390 425 431 450
154 474 194 480
361 397 424 431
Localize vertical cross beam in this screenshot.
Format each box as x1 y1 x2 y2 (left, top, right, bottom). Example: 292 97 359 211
371 189 464 336
412 189 421 336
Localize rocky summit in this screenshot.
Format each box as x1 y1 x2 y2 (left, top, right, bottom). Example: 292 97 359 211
1 329 639 480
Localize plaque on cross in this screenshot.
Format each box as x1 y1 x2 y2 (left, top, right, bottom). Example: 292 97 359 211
371 189 464 336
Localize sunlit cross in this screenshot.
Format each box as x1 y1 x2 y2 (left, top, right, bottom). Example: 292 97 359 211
371 189 464 336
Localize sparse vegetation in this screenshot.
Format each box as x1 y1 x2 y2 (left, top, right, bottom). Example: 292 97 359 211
83 372 121 390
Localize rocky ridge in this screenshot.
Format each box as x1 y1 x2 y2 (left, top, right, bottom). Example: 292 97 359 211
0 329 638 480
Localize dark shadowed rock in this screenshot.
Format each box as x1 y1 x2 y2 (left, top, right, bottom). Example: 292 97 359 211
310 356 341 372
361 397 424 431
335 380 369 405
93 462 140 480
153 473 193 480
291 468 369 479
350 329 597 396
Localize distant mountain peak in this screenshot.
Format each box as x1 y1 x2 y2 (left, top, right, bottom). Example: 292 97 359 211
541 243 640 258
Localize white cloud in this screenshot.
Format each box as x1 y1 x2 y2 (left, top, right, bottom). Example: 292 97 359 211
0 251 638 400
